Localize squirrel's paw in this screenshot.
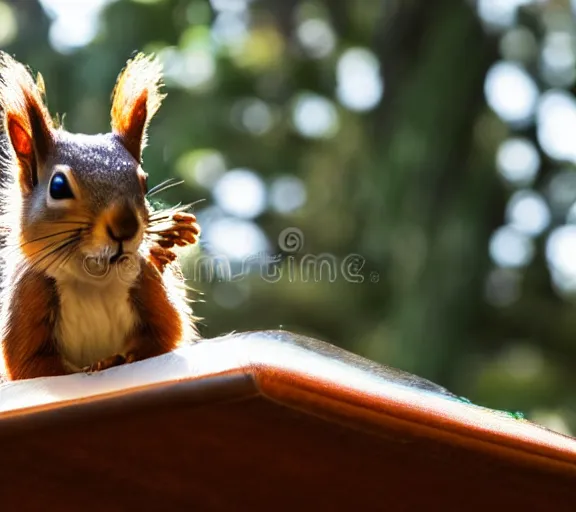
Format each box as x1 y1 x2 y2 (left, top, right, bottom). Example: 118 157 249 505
83 354 127 373
147 211 200 272
148 245 178 272
153 212 201 250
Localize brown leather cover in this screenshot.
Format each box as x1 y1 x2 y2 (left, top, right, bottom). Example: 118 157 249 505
0 330 575 511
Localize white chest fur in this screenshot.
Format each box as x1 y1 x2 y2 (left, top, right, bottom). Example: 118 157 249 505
54 279 137 370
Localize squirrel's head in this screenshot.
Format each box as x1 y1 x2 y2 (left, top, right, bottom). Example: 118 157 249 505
0 52 165 284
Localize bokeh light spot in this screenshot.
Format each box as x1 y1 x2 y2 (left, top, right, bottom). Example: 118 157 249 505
541 31 576 87
176 149 226 189
496 138 540 186
505 190 551 237
40 0 112 53
336 47 383 112
211 10 250 51
297 18 336 59
477 0 538 31
537 90 576 163
485 61 539 125
546 225 576 292
269 175 307 214
213 168 267 219
489 226 535 268
546 169 576 215
231 98 274 135
203 217 269 261
292 92 339 139
209 0 251 13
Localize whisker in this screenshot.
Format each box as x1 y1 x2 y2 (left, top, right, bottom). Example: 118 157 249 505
25 240 68 263
146 222 190 233
147 216 176 225
60 243 79 268
30 236 81 272
148 199 205 221
43 244 70 274
0 229 83 260
24 235 79 263
20 229 83 248
146 178 179 197
146 179 185 198
46 220 91 226
45 238 80 274
148 205 183 220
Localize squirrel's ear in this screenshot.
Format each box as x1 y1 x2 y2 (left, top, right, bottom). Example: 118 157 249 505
0 53 54 194
110 53 165 163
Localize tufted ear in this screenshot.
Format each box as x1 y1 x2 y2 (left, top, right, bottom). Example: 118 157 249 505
0 52 54 195
110 53 165 163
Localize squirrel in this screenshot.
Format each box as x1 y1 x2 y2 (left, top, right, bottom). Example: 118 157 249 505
0 51 201 381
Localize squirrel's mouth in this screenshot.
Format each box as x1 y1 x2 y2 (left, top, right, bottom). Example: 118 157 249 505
82 248 140 282
109 243 124 264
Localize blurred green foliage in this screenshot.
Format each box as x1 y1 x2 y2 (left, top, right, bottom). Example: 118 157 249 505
2 0 576 435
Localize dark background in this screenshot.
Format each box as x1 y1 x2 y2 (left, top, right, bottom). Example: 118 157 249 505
2 0 575 435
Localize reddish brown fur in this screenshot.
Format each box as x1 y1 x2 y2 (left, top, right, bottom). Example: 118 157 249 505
2 255 193 380
0 54 54 194
0 52 200 380
1 267 67 380
110 54 165 162
126 259 186 361
7 117 32 158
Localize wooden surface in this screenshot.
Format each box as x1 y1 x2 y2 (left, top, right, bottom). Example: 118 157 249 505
0 330 575 511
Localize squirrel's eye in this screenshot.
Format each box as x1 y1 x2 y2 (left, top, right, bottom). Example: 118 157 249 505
49 172 74 200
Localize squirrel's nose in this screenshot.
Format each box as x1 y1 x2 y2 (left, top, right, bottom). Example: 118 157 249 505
106 204 139 242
